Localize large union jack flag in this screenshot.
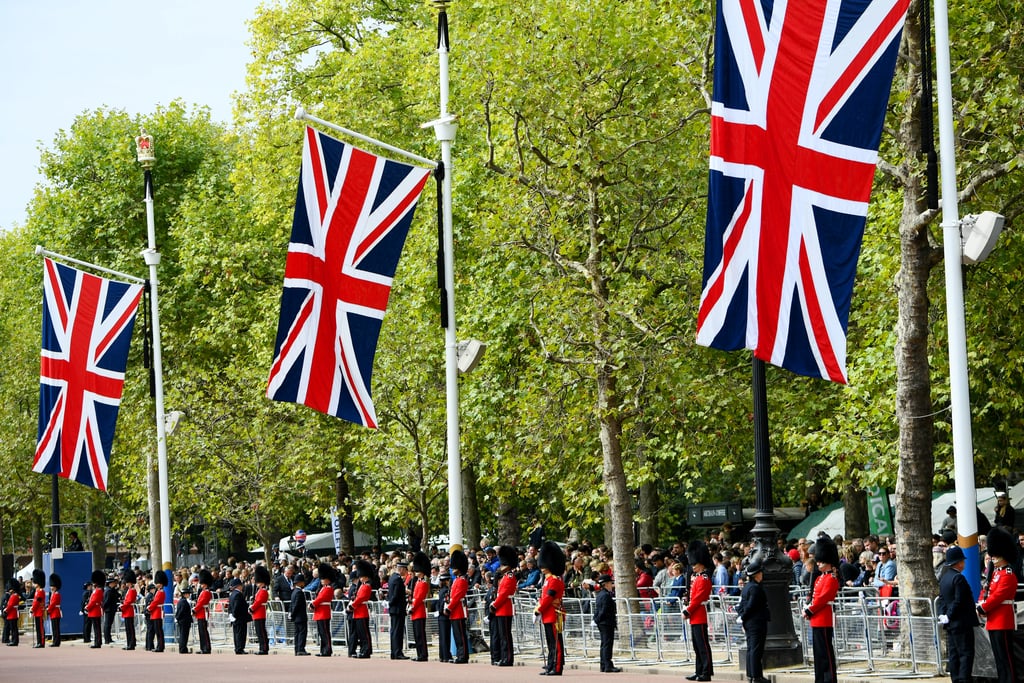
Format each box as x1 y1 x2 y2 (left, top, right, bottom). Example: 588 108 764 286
697 0 909 383
266 126 432 427
33 258 143 491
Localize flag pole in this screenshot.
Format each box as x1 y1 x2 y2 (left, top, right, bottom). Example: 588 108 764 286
294 107 437 168
932 0 979 596
428 0 463 550
135 129 174 576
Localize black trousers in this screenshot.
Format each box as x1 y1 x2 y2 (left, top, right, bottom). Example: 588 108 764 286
543 621 564 674
197 618 210 653
346 614 358 656
177 621 191 653
811 626 837 683
389 612 406 657
123 616 135 649
598 622 615 671
253 618 269 653
82 616 92 643
144 616 154 650
316 618 332 656
691 622 713 678
744 621 767 680
989 629 1016 683
50 617 61 646
151 617 164 651
91 615 102 647
232 619 247 653
437 616 451 661
102 611 115 643
4 618 18 645
945 627 974 683
353 616 371 656
451 617 468 663
495 614 514 665
34 616 45 645
412 618 428 660
293 618 307 654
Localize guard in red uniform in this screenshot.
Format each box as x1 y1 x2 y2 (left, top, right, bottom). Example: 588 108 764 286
804 535 840 683
409 552 431 661
47 573 62 647
148 569 167 652
349 560 374 658
120 570 137 650
311 563 335 657
4 579 21 646
978 526 1019 683
192 570 213 654
30 569 46 648
684 540 714 681
86 570 105 649
446 549 470 664
535 541 566 676
490 545 519 667
250 565 271 654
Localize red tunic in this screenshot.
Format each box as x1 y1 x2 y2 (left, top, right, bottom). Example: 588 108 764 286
147 588 165 621
192 588 211 620
121 586 137 619
536 574 564 625
806 571 839 628
46 591 61 619
86 587 103 619
350 582 372 619
685 572 711 625
4 593 19 620
492 572 517 618
31 587 45 618
250 586 269 620
409 578 429 621
446 575 468 620
312 584 333 621
980 565 1018 631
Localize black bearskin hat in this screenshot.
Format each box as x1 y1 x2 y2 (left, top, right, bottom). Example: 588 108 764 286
411 552 431 575
253 564 271 586
988 525 1018 563
355 559 375 579
449 549 469 574
810 533 840 567
686 540 713 569
498 545 518 569
538 541 566 575
32 569 46 586
152 569 169 587
49 573 62 590
198 569 213 587
317 562 336 584
91 570 107 586
121 569 136 585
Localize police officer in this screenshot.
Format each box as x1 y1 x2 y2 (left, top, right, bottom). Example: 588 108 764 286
387 560 409 659
937 546 978 683
736 560 770 683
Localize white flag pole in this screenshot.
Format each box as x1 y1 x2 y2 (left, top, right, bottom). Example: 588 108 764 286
34 246 147 284
932 0 979 595
294 107 437 168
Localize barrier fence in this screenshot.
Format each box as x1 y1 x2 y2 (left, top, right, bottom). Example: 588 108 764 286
16 588 974 676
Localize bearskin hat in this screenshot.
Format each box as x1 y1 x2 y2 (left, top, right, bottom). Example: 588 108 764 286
198 569 214 587
411 552 431 575
32 569 46 586
810 533 840 567
987 525 1018 563
152 569 169 587
538 541 566 576
6 579 18 591
91 570 106 586
498 545 518 569
355 559 375 579
253 564 271 586
121 569 136 585
449 549 469 574
317 562 336 584
49 573 62 590
686 540 713 569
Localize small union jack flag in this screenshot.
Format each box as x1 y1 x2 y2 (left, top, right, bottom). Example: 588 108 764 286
697 0 909 383
266 126 432 427
33 258 144 491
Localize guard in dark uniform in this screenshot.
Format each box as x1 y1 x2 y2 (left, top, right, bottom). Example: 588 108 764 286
102 574 120 644
409 552 431 661
436 570 453 662
174 582 193 653
736 560 770 683
387 560 409 659
593 574 621 672
289 572 309 655
684 540 713 681
227 577 250 654
937 546 978 683
345 569 360 657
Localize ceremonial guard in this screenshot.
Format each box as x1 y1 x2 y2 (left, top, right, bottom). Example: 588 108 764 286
30 569 46 648
937 546 977 683
193 570 213 654
593 574 621 673
490 545 518 667
250 565 271 655
227 578 249 654
148 570 167 652
311 563 335 657
47 573 62 647
349 560 374 658
143 582 157 650
736 560 770 683
345 569 360 657
289 572 309 655
86 570 105 649
446 548 471 664
683 540 714 681
3 580 20 646
387 560 409 659
804 535 840 683
436 570 453 662
535 541 567 676
977 525 1018 683
120 570 137 651
102 574 120 644
174 580 193 653
409 552 431 661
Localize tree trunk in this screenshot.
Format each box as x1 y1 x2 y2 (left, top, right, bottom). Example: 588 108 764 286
640 480 658 548
462 462 481 550
843 485 869 540
496 502 519 547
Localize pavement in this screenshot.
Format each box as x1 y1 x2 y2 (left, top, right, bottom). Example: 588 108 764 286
0 639 949 683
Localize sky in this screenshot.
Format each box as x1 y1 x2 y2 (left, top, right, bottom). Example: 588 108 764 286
0 0 265 231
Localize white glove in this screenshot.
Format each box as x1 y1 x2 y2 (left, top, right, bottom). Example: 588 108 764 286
592 619 598 627
533 613 539 625
938 614 949 625
483 617 490 626
736 616 743 625
228 615 236 623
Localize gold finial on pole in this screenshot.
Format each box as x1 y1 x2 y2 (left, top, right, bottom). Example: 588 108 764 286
135 128 155 168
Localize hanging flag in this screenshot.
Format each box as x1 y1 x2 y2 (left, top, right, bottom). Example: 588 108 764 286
267 126 432 427
696 0 910 383
330 508 342 556
33 258 144 491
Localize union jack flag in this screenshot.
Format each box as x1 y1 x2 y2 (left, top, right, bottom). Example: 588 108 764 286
33 258 144 491
266 126 432 427
697 0 909 383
